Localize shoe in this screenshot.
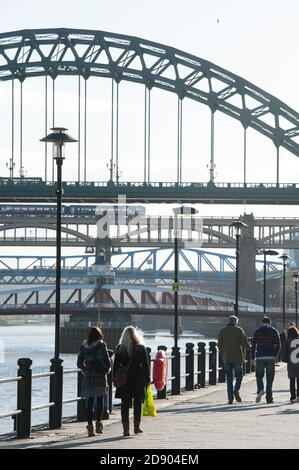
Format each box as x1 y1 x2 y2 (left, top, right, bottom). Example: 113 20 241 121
95 420 103 434
290 398 297 404
134 420 143 434
234 391 242 403
255 390 265 403
86 424 95 437
228 400 233 404
266 399 274 404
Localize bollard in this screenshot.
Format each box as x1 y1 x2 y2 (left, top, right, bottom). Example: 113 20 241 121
218 352 226 383
49 357 64 430
197 342 206 388
103 349 114 419
185 343 194 391
171 346 181 395
249 337 255 372
77 369 86 422
16 358 32 438
146 347 152 379
209 341 217 386
157 345 167 399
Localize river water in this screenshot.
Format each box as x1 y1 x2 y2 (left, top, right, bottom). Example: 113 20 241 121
0 325 211 435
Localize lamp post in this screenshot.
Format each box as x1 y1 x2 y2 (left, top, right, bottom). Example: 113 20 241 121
279 253 291 328
229 219 247 316
292 273 299 326
172 206 198 349
40 128 77 359
260 249 279 315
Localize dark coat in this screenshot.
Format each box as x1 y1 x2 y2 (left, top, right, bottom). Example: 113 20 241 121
113 344 150 400
282 338 299 379
218 324 251 364
77 340 111 398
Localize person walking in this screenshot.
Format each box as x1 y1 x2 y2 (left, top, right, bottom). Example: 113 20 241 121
77 326 111 437
113 326 150 437
218 315 251 404
251 316 281 404
281 325 299 403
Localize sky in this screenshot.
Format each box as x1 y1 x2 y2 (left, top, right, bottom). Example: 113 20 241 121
0 0 299 258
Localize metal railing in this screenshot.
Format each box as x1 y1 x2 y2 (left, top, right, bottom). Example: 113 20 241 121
0 340 258 439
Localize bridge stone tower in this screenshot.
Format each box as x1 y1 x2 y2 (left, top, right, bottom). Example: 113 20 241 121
239 213 256 302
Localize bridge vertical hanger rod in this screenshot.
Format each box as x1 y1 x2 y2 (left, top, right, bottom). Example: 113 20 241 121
52 79 55 182
44 76 48 182
209 111 215 183
243 127 247 185
116 82 119 183
20 81 23 178
110 79 114 182
147 89 151 183
11 80 15 179
84 79 87 182
276 146 280 186
143 86 147 183
177 97 183 183
78 76 81 182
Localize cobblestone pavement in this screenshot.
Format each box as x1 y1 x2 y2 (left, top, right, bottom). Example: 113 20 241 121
1 365 298 449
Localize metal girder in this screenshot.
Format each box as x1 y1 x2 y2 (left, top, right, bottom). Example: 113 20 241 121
0 28 298 156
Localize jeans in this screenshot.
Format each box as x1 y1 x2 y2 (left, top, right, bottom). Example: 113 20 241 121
121 397 142 423
255 358 275 403
290 378 299 400
224 363 243 402
86 396 104 425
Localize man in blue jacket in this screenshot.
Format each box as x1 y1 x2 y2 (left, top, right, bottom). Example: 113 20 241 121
251 316 281 404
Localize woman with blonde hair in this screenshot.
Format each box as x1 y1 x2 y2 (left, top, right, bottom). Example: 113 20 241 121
113 326 150 437
77 326 111 437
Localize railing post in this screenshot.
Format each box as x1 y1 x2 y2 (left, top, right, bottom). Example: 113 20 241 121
171 346 181 395
146 347 152 379
16 358 32 438
249 337 255 373
218 350 226 383
197 342 206 388
49 357 64 430
103 349 114 419
185 343 194 391
77 369 86 422
157 345 167 399
209 341 217 386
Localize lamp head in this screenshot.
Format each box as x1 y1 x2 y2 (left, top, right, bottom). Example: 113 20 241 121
279 253 291 264
229 219 247 236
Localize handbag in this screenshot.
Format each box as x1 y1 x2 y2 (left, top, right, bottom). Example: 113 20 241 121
113 357 132 388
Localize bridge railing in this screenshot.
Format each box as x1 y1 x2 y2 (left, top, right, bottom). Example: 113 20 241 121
0 340 259 439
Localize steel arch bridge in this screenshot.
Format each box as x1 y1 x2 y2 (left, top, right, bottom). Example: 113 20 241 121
0 28 299 203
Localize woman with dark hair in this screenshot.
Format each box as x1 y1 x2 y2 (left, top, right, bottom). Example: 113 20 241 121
283 325 299 403
77 326 111 437
113 326 150 437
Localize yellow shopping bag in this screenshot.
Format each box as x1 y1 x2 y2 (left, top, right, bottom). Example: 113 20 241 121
142 385 157 417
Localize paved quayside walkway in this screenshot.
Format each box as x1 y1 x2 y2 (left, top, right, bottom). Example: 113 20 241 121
1 364 299 449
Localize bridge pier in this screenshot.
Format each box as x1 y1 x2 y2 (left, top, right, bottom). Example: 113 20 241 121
239 213 256 302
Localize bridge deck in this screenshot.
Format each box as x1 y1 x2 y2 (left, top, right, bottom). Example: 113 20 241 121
1 365 297 449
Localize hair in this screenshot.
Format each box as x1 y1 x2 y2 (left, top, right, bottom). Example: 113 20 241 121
87 326 103 345
262 316 271 324
118 326 143 356
228 315 238 325
287 325 299 340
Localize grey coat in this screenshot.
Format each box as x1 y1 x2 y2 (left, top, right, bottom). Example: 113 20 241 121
77 340 111 398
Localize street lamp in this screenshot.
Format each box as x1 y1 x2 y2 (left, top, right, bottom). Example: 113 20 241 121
260 249 279 315
229 219 248 316
279 253 291 328
172 206 198 349
40 128 77 359
292 272 299 326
